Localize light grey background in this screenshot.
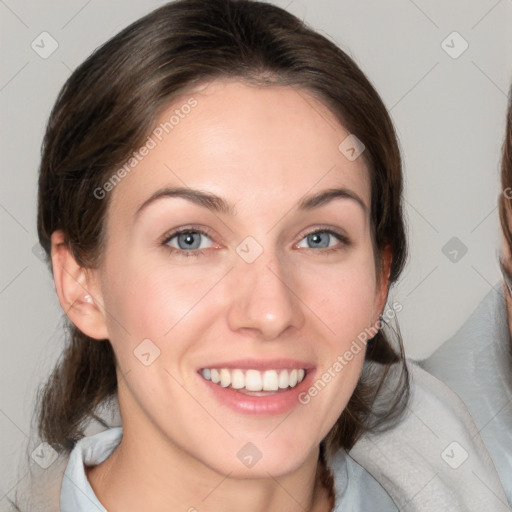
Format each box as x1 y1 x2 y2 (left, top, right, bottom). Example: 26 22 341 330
1 0 511 504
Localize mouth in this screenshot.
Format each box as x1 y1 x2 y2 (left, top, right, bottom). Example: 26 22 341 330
199 367 307 395
196 359 315 415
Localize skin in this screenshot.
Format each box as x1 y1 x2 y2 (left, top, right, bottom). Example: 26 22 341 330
52 79 391 512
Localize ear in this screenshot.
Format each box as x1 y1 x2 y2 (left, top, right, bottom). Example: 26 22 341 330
51 230 109 340
374 244 393 320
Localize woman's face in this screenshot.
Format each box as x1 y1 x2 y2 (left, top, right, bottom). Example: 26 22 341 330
92 79 389 477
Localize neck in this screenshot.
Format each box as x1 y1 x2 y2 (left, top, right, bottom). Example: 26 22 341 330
86 422 334 512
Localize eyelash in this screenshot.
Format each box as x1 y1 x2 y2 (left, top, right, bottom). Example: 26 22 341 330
159 225 351 258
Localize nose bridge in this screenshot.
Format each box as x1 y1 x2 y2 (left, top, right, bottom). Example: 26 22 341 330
226 239 304 339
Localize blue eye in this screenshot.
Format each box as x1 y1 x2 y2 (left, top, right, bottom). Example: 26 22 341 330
172 231 209 250
160 227 349 258
162 228 213 257
305 231 332 249
296 229 350 252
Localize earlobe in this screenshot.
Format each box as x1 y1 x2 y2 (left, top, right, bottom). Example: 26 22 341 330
50 230 109 340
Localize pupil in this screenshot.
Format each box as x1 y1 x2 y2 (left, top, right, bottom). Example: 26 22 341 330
179 233 200 249
309 232 328 248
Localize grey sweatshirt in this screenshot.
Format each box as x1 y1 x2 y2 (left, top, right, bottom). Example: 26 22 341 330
422 285 512 506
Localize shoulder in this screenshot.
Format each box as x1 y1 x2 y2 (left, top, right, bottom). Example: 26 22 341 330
346 362 510 511
4 451 70 512
6 406 121 512
421 287 512 506
326 447 399 511
421 287 512 414
422 287 510 387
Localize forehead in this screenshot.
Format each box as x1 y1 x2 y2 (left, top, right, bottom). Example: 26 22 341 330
107 79 370 221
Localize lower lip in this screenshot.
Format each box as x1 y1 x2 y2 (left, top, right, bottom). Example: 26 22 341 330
199 369 316 415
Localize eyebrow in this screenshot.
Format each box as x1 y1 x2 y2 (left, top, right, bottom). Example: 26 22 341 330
134 186 367 220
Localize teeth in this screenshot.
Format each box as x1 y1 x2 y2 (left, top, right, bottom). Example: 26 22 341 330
262 370 279 391
200 367 307 391
231 369 245 389
278 369 289 389
245 370 262 391
220 369 231 388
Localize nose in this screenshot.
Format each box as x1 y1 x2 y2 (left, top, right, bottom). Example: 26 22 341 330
226 248 305 340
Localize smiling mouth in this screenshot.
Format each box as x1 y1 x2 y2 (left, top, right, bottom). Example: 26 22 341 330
199 367 307 394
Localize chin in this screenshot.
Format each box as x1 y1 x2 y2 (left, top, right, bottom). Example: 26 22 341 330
198 436 318 479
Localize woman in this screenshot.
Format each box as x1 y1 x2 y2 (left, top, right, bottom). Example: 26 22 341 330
8 1 508 510
422 91 512 506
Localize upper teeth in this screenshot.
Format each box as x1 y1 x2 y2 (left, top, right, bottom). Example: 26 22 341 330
200 368 306 391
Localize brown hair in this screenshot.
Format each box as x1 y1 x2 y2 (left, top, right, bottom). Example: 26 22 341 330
34 0 408 466
499 92 512 283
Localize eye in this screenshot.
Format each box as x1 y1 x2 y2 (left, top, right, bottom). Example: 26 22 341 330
161 226 215 258
160 226 350 258
295 228 350 253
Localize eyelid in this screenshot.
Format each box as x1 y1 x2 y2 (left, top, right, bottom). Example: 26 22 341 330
159 224 351 257
159 224 216 246
294 225 351 247
160 224 350 245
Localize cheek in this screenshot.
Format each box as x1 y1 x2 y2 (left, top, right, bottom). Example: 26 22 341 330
99 261 213 400
298 255 378 338
100 255 229 371
298 263 374 421
295 250 377 403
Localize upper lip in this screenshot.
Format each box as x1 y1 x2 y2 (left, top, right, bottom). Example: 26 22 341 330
198 358 315 371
